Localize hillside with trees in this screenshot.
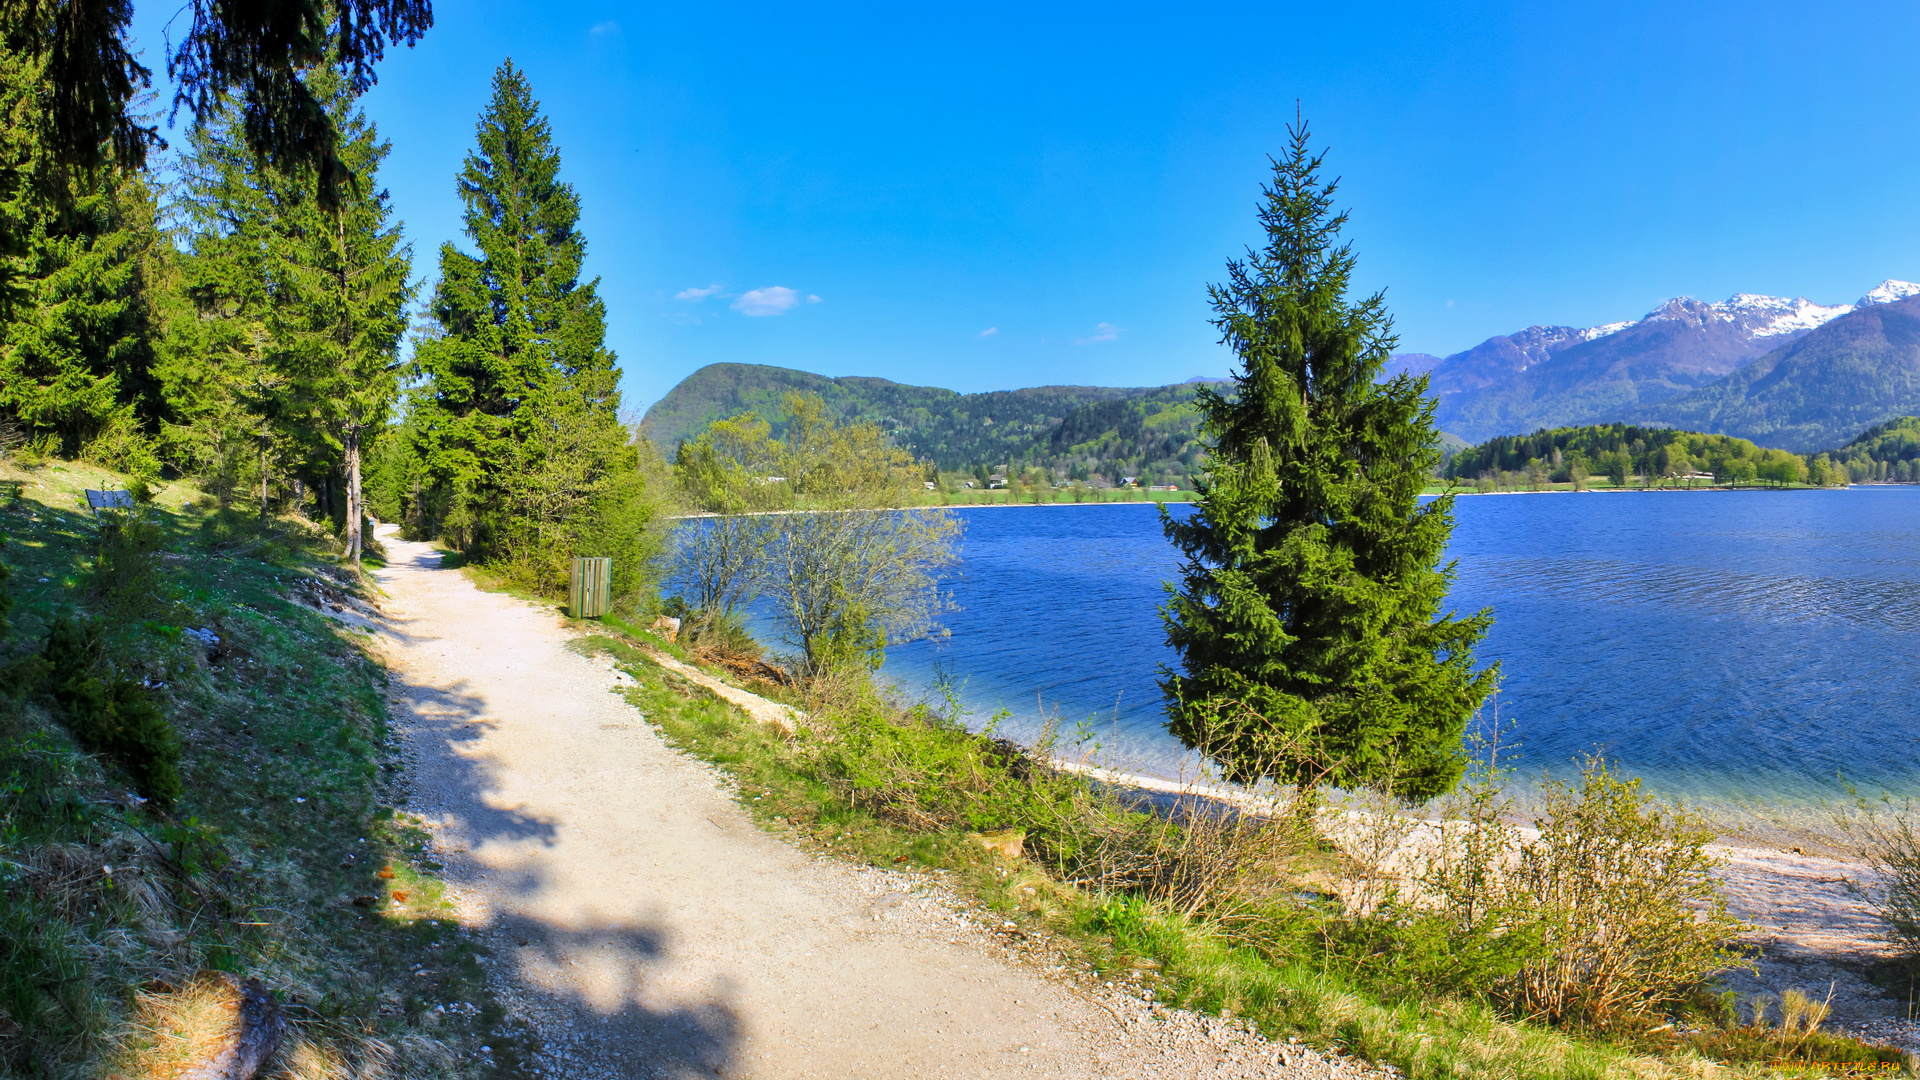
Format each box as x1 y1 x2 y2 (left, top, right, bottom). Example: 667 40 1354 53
1824 415 1920 482
641 362 1214 487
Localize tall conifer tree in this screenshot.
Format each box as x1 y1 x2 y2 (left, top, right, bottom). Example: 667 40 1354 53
162 79 410 536
0 35 163 469
158 109 281 507
411 60 654 597
265 76 412 563
1161 123 1495 800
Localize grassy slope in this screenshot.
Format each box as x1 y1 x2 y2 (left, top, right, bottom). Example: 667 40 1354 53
568 627 1902 1080
0 460 524 1078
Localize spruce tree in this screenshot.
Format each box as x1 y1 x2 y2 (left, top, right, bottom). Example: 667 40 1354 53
161 104 295 509
264 76 412 563
0 39 164 470
161 81 409 537
411 61 655 598
1161 123 1495 800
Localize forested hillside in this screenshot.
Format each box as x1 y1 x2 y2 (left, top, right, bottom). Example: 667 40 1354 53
1824 415 1920 482
642 362 1217 485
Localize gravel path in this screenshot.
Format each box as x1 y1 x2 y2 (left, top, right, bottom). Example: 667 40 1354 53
367 526 1387 1079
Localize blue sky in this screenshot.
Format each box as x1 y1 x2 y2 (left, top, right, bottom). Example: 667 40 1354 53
129 1 1920 413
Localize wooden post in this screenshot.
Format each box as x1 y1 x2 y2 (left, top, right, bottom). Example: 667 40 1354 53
569 557 612 619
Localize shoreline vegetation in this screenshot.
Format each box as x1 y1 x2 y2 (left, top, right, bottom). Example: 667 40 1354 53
572 609 1918 1079
637 128 1920 1077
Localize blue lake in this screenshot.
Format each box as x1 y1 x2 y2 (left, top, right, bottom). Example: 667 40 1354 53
875 489 1920 805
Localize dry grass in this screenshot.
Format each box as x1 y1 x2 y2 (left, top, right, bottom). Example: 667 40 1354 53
109 973 254 1079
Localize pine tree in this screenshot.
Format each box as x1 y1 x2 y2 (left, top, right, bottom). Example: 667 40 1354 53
0 36 164 471
264 75 412 563
1161 123 1495 800
160 105 292 508
160 80 410 539
410 60 657 600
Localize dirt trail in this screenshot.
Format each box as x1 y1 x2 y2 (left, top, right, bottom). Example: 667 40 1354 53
366 526 1377 1080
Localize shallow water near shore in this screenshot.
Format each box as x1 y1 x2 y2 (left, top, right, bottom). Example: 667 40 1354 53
873 487 1920 813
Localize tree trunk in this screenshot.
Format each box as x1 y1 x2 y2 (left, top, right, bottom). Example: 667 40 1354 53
346 424 364 566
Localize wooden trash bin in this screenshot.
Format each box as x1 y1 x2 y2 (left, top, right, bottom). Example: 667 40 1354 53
569 557 612 619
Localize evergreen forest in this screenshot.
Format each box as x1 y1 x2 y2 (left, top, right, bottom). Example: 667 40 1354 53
0 44 668 607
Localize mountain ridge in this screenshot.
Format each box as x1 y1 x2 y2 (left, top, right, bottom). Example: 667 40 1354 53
1411 280 1919 441
1636 295 1920 451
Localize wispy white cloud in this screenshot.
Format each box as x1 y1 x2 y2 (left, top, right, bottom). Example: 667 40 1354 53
1074 321 1122 345
590 20 620 35
675 284 723 302
733 286 804 316
806 294 822 304
977 327 998 338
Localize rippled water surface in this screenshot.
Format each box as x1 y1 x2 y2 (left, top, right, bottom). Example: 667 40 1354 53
877 489 1920 802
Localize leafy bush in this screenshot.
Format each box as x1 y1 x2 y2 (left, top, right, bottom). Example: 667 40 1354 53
1507 760 1749 1026
1328 757 1750 1030
41 618 182 805
1840 792 1920 961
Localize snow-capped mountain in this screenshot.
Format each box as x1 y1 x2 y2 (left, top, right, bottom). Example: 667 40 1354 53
1644 287 1920 451
1858 279 1920 307
1641 294 1850 338
1412 279 1920 441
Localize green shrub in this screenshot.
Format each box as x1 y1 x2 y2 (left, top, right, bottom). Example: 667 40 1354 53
88 508 172 621
682 607 763 658
1841 792 1920 962
41 618 182 806
1329 757 1750 1030
802 697 1304 921
1507 759 1749 1027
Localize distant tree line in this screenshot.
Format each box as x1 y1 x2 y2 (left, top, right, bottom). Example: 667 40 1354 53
645 366 1212 492
1444 423 1847 489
